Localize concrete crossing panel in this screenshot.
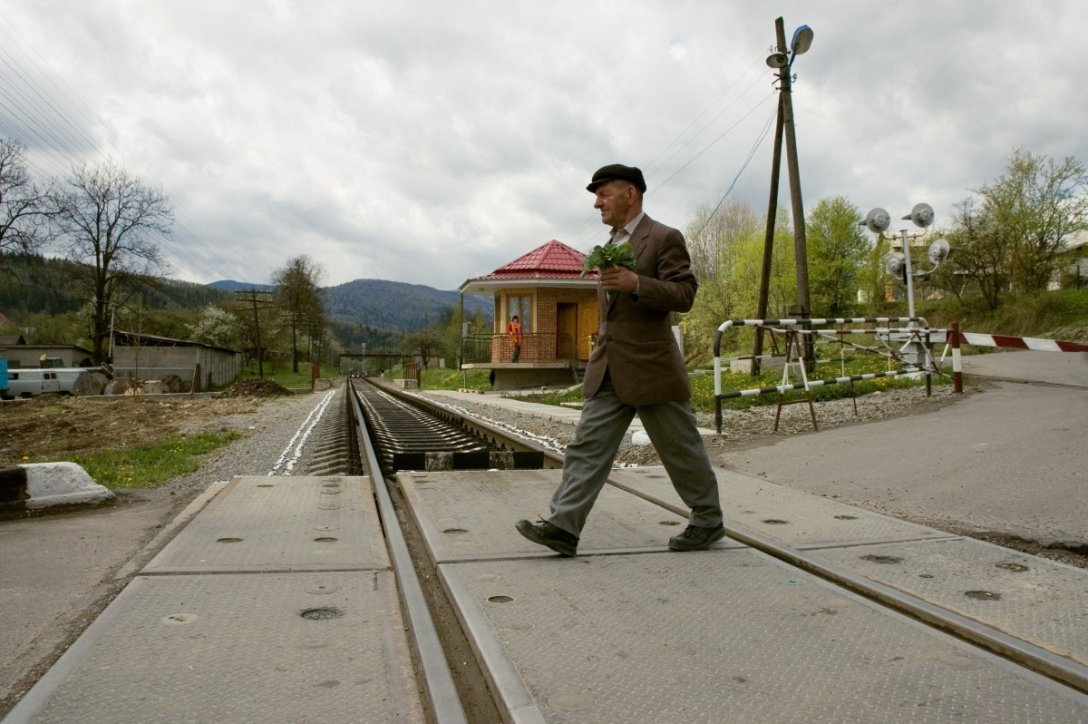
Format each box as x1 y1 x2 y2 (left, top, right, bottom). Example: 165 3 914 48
143 475 389 573
397 470 744 563
5 572 422 724
440 551 1088 723
611 467 960 548
818 537 1088 667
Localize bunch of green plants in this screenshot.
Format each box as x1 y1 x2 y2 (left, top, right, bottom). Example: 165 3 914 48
582 242 636 276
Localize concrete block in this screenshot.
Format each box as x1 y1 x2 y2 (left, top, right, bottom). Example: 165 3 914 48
21 462 114 509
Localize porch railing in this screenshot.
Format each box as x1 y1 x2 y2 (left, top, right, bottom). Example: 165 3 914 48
461 333 577 364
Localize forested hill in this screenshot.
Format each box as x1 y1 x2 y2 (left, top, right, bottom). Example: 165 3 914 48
1 254 491 334
0 254 229 315
319 278 491 331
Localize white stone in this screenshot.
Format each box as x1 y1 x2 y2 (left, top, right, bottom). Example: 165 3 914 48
631 430 652 447
21 462 115 509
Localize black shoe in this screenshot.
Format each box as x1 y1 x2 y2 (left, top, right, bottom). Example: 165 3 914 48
668 523 726 551
515 519 579 557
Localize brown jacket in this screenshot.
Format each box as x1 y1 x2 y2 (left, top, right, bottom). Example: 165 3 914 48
582 214 697 406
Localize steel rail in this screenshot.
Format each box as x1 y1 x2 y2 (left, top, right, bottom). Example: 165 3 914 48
346 380 468 724
605 479 1088 694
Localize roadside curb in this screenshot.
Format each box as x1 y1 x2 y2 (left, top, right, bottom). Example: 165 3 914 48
0 463 114 512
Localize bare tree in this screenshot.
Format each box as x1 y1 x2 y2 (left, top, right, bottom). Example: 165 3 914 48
685 200 759 281
272 255 326 373
50 160 173 363
0 138 50 255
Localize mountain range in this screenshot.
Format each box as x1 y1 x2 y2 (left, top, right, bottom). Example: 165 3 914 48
210 278 492 331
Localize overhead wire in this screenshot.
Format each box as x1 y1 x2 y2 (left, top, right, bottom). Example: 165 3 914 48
573 48 779 247
689 101 779 242
0 14 239 284
643 50 768 177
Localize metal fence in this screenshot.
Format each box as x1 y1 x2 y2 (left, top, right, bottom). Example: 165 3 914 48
461 333 576 364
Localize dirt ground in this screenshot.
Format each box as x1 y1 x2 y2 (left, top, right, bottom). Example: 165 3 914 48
0 380 291 468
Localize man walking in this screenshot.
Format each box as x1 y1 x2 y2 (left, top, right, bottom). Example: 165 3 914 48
516 164 724 556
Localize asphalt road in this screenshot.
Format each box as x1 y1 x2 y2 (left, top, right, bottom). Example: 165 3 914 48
0 488 185 713
717 350 1088 548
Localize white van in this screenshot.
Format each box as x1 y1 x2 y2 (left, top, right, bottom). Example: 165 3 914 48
2 369 63 399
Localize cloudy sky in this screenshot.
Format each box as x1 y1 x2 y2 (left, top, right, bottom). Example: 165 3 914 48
3 1 1087 291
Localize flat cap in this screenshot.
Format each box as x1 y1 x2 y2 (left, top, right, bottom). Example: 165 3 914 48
586 163 646 193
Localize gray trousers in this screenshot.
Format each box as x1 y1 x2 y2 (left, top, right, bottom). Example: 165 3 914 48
548 376 723 537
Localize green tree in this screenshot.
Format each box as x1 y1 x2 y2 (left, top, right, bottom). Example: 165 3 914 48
985 148 1088 293
805 197 869 316
50 160 173 363
683 207 795 361
943 197 1008 309
187 304 240 348
685 200 760 281
858 231 893 313
946 148 1088 309
404 328 444 369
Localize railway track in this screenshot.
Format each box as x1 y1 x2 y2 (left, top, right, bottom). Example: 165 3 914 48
337 379 1086 721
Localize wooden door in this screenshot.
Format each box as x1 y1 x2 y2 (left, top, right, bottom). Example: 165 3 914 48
577 301 599 360
557 303 577 360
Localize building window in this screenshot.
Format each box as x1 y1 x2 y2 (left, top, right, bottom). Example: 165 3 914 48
505 294 532 333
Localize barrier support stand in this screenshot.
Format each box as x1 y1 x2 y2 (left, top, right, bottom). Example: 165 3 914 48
773 329 818 432
951 321 963 393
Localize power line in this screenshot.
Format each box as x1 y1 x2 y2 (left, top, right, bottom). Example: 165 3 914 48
572 55 777 247
0 15 240 285
690 103 779 242
644 50 768 177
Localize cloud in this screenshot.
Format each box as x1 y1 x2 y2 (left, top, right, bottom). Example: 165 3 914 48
4 0 1088 289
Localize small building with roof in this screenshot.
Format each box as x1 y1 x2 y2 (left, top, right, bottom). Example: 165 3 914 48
112 331 242 391
459 240 600 391
0 341 94 369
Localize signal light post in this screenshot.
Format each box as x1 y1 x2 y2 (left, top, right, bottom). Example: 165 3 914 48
860 203 951 366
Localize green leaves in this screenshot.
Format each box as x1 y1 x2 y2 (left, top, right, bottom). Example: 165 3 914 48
581 241 636 277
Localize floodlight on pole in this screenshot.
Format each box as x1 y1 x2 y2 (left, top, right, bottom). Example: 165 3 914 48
790 25 814 58
860 204 952 365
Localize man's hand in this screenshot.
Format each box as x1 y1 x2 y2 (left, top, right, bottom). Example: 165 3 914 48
599 265 639 294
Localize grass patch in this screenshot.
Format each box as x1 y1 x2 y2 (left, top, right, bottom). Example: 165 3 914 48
509 354 937 413
72 430 240 490
419 368 492 390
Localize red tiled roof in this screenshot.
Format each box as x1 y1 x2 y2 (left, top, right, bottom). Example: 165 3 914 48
476 240 593 281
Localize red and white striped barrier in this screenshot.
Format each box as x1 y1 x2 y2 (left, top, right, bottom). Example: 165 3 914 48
959 332 1088 353
948 323 1088 392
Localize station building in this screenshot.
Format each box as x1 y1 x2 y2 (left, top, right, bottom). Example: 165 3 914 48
459 240 600 391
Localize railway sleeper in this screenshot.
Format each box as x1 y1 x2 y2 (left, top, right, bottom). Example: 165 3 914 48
393 449 545 472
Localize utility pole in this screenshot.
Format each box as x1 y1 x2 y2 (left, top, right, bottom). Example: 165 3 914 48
754 17 815 372
235 290 274 379
754 94 785 375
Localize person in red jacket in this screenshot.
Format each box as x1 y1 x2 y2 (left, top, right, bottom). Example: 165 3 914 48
507 315 523 362
515 163 724 556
